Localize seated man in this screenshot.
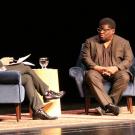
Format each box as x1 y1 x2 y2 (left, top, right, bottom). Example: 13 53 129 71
0 57 65 120
81 17 134 116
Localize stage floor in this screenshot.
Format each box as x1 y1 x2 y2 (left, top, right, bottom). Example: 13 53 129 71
0 106 135 134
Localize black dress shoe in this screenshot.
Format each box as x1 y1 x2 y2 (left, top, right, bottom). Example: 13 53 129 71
33 109 58 120
43 90 65 102
105 104 120 116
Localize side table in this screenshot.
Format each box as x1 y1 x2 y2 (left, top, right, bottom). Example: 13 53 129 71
33 68 61 117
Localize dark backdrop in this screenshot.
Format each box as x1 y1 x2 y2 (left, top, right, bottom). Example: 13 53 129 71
1 1 135 102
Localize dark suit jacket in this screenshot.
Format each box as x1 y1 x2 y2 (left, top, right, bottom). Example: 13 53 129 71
81 34 134 71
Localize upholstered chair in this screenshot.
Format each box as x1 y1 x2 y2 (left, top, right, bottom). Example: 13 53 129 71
69 44 135 114
0 71 25 122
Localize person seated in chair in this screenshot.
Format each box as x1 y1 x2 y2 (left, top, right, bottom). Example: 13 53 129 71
0 57 65 120
81 17 134 116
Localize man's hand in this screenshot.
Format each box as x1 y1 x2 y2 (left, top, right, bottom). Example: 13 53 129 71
93 65 107 73
102 71 111 76
106 66 118 75
94 65 118 76
0 57 14 65
0 66 7 71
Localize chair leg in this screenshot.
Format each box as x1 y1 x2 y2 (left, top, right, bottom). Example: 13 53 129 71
29 106 33 118
85 97 90 115
19 104 21 119
126 96 133 113
15 104 21 122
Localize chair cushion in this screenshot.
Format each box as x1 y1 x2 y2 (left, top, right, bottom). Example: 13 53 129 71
0 71 21 84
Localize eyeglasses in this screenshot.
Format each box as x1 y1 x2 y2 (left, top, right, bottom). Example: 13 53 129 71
97 28 112 32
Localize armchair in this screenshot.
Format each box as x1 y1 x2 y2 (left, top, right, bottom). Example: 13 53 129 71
69 44 135 114
0 71 25 122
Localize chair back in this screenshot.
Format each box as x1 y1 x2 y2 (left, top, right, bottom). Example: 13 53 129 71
76 43 86 70
69 43 86 97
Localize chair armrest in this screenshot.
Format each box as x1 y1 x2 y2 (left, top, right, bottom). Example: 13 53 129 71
69 66 84 97
69 67 84 78
0 71 21 84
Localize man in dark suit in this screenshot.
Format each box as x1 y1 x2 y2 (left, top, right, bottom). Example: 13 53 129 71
0 60 65 120
81 17 134 115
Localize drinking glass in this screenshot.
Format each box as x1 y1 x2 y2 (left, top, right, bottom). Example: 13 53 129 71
39 57 49 69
